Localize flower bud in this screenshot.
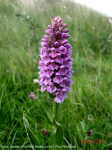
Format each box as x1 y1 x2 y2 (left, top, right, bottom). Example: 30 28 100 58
61 39 68 45
46 29 52 34
64 29 69 33
44 35 49 39
52 27 56 32
48 25 52 29
41 38 47 42
63 23 67 28
61 33 69 38
42 128 48 136
56 31 60 37
59 27 63 31
54 41 59 47
41 42 50 48
87 130 93 136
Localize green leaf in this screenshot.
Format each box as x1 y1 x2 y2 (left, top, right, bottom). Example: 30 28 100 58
80 121 89 132
54 121 63 146
23 113 42 150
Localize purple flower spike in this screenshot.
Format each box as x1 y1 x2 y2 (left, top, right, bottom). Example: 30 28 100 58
38 16 73 103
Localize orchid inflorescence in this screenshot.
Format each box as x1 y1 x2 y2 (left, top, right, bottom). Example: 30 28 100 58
38 16 73 103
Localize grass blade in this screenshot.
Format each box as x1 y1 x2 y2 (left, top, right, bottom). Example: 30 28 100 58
23 113 42 150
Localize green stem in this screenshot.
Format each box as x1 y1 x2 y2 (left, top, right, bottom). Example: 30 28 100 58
53 101 59 122
52 101 60 150
53 100 56 121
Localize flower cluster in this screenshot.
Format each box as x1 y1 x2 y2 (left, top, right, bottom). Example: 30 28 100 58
38 16 73 103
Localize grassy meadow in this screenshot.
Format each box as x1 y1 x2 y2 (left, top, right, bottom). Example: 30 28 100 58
0 0 112 149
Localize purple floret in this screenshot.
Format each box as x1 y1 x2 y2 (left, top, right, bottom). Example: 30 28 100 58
38 16 73 103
